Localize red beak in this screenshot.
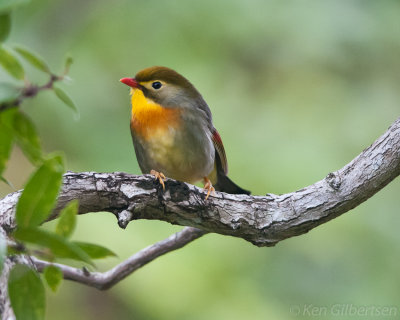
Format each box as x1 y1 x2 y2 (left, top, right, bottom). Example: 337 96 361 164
120 77 139 88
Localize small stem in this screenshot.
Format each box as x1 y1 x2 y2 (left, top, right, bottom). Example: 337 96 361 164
0 74 63 112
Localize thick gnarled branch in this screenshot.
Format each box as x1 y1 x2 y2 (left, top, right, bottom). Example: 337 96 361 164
1 118 400 247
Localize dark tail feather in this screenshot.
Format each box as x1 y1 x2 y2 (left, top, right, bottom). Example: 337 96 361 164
213 150 250 195
214 173 251 195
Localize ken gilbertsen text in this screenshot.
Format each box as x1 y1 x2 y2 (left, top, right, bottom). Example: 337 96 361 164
290 303 398 317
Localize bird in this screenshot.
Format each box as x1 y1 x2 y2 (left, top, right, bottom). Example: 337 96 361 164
120 66 250 199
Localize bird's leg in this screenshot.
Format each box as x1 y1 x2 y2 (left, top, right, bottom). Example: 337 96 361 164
150 169 166 191
203 177 215 200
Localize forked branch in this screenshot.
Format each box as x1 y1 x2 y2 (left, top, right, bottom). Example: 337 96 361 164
31 227 206 290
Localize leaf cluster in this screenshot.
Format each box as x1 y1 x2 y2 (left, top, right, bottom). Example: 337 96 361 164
0 2 115 319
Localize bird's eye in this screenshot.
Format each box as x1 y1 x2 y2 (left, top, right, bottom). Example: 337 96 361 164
152 81 162 89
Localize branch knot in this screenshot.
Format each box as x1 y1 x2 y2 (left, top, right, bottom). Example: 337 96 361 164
325 172 342 190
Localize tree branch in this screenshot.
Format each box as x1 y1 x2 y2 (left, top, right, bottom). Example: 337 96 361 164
1 118 400 247
31 227 206 290
0 117 399 293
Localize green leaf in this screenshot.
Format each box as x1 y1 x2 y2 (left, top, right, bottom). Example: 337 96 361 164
0 82 20 104
13 45 51 73
63 54 73 74
0 13 11 42
0 128 13 176
8 264 45 320
0 45 24 79
16 155 63 228
0 109 14 176
55 200 78 238
7 246 20 255
12 111 42 164
1 109 42 165
0 0 30 14
13 227 94 266
0 175 14 187
53 86 78 115
43 265 63 292
74 242 117 260
0 232 6 273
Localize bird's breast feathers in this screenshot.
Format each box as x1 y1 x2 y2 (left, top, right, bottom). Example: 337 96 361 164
129 88 213 182
130 88 184 170
129 88 181 140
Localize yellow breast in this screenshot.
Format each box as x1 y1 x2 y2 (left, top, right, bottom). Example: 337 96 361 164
130 88 181 140
130 88 183 166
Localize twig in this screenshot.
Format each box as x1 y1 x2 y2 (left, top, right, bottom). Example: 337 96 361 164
0 74 61 112
32 227 206 290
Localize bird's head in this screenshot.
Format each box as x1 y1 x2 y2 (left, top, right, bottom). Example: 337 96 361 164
120 66 202 108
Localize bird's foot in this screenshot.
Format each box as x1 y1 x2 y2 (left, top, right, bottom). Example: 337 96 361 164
150 170 166 191
203 177 215 200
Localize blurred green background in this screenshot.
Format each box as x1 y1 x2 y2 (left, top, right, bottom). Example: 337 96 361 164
1 0 400 319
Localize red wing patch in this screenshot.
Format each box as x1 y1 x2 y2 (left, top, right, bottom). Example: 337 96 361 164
212 128 228 175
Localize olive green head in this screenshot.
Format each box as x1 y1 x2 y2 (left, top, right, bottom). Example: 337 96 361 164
122 66 202 108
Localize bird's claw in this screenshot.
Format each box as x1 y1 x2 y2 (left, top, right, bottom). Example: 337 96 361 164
150 169 166 191
203 177 215 200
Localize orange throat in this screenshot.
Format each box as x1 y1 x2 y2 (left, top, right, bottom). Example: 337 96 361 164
129 88 181 139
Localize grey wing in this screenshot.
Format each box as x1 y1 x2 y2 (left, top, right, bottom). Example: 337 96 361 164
130 133 150 174
194 95 214 130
